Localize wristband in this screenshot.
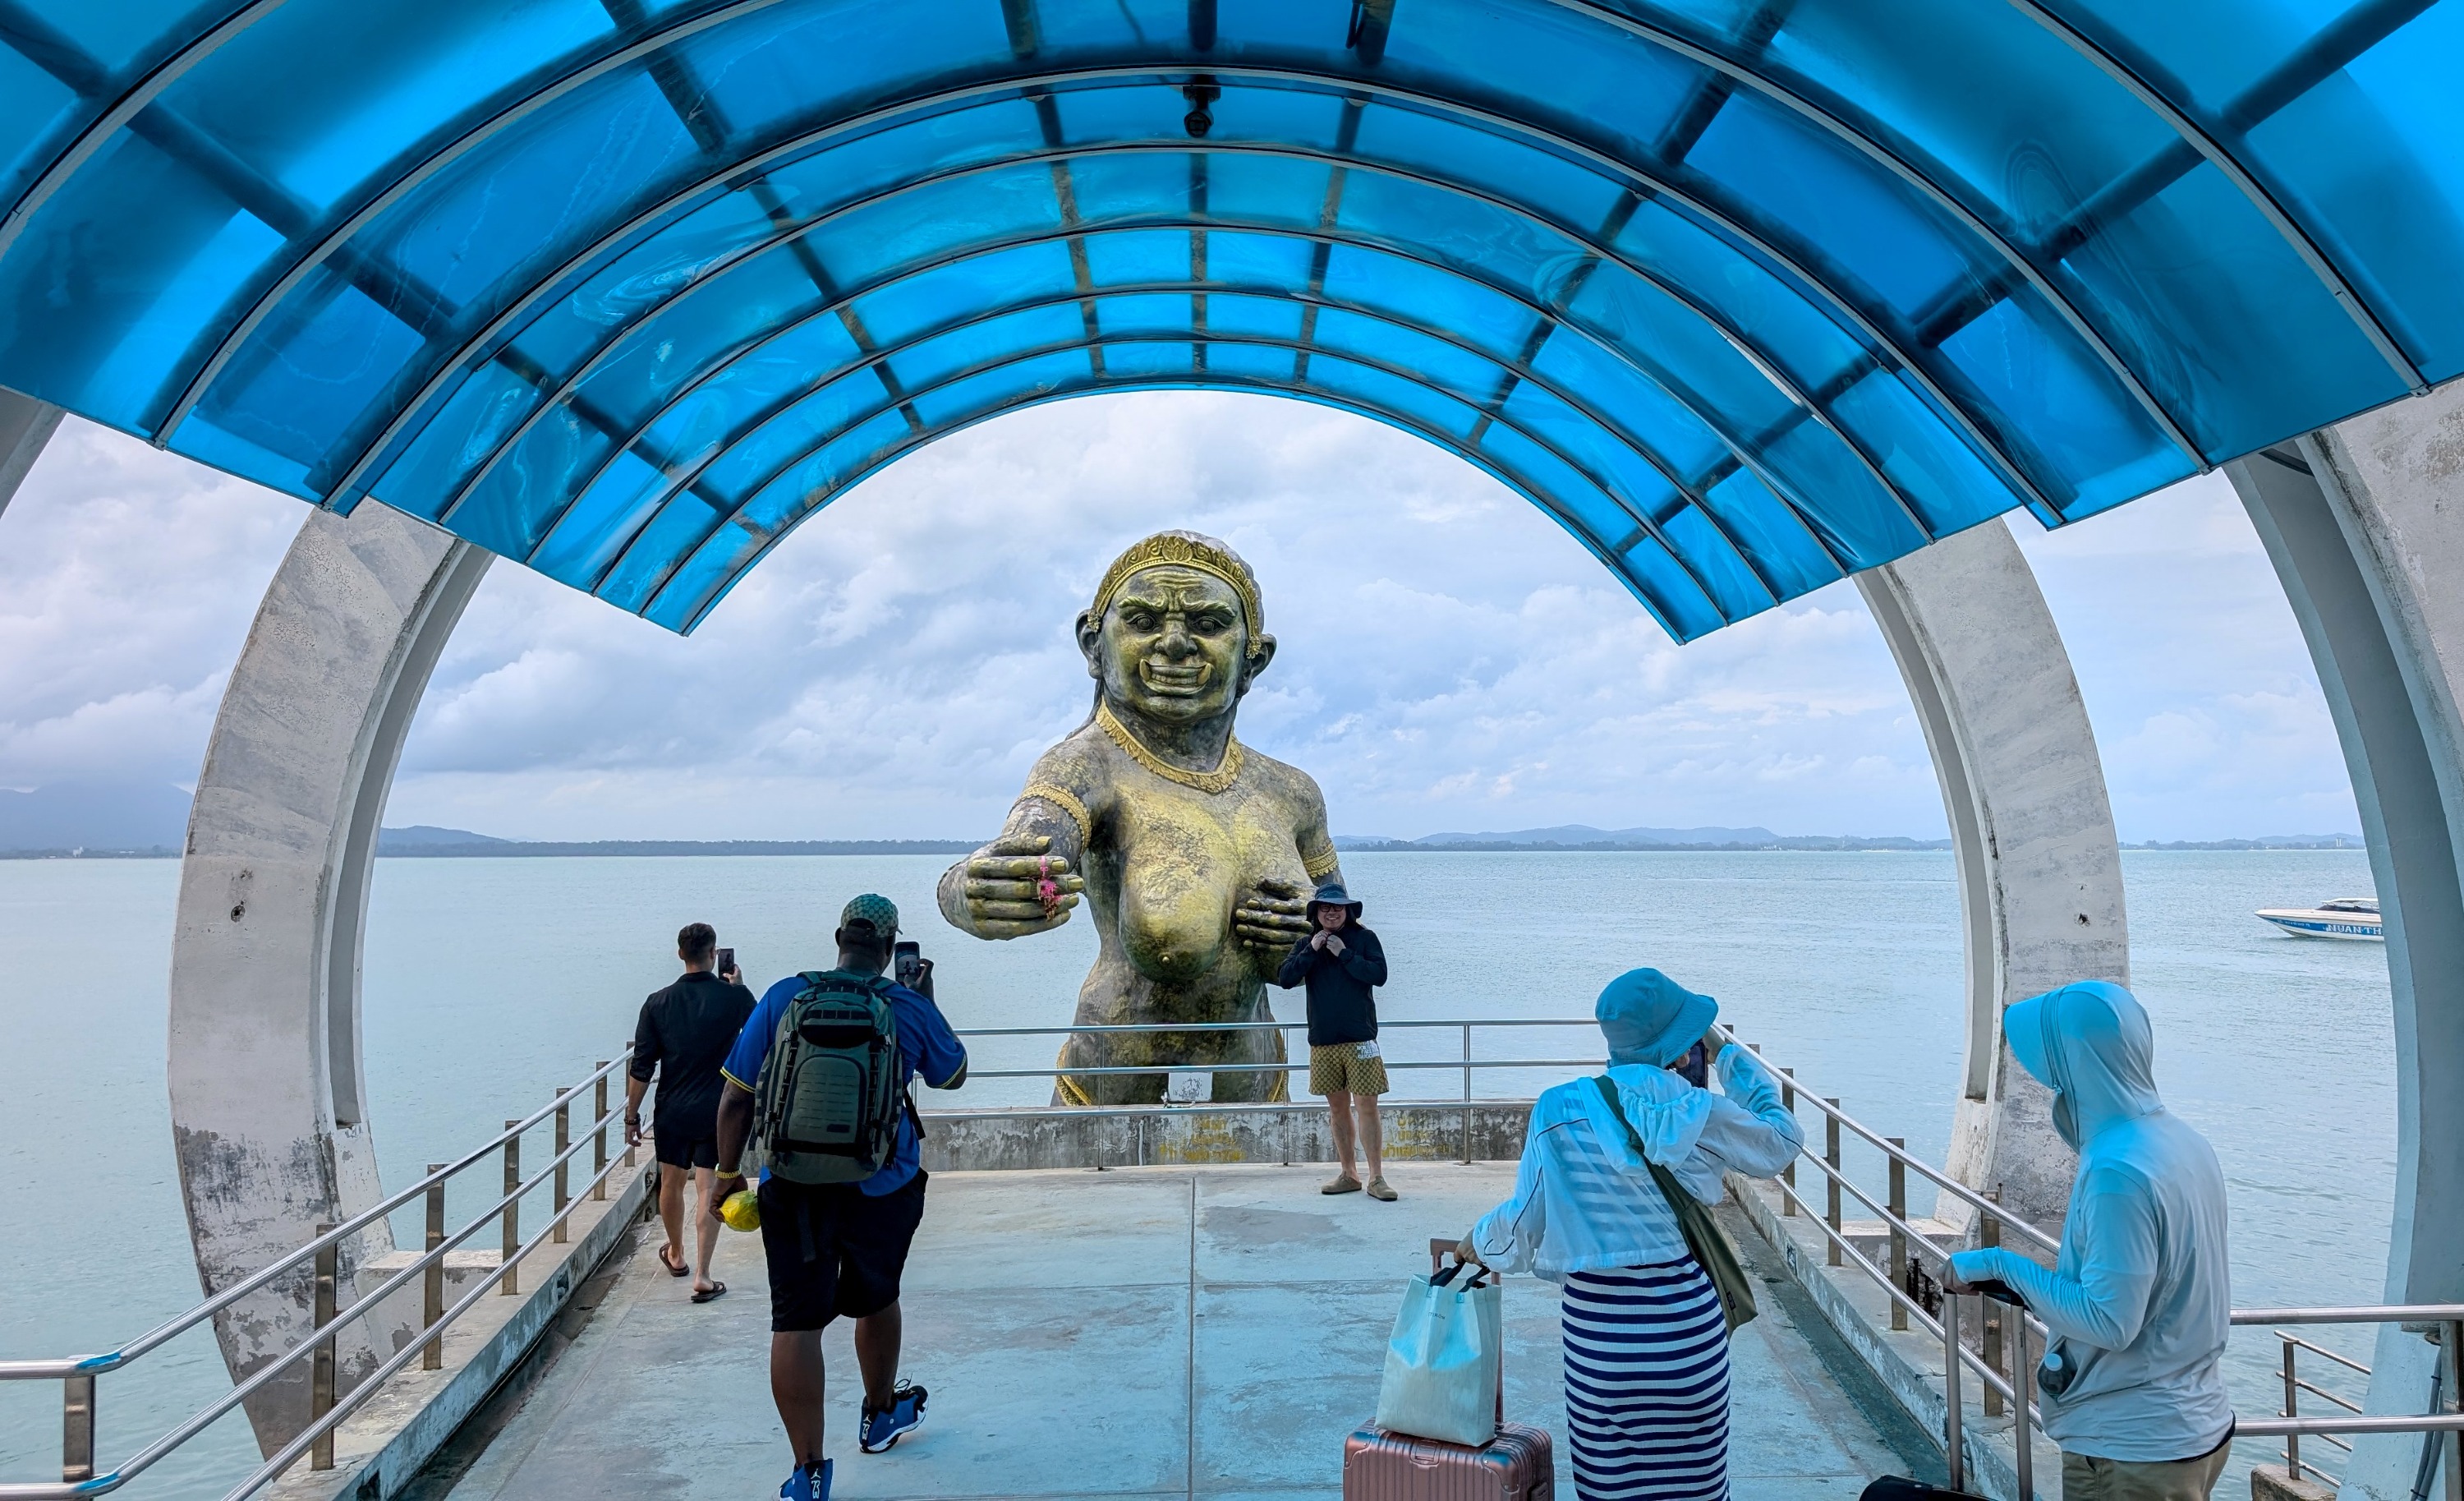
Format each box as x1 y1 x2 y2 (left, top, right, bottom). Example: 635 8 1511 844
717 1163 747 1178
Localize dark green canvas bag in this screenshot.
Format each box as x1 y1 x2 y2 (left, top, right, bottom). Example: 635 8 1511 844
1591 1074 1759 1335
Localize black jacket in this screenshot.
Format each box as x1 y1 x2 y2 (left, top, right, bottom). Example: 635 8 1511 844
629 970 757 1140
1275 924 1388 1046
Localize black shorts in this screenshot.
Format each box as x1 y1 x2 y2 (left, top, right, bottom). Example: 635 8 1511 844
758 1172 928 1332
654 1132 717 1170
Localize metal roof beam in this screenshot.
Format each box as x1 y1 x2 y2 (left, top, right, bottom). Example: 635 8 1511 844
2005 0 2429 394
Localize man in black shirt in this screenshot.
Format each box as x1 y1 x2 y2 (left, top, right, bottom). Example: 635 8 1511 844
627 922 756 1300
1275 884 1395 1201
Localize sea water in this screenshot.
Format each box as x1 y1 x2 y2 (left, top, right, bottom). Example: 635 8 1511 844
1 850 2393 1494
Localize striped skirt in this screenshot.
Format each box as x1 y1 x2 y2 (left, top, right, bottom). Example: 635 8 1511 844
1561 1259 1731 1501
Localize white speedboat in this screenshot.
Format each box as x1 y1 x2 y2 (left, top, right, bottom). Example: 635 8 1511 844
2255 896 2383 941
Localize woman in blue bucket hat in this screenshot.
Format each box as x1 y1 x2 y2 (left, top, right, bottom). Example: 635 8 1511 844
1457 969 1802 1501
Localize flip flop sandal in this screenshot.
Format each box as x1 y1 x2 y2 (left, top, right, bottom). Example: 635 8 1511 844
658 1245 688 1278
692 1281 728 1304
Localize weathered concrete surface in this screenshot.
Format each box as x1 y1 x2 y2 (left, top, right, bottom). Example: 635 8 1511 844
921 1103 1533 1171
2249 1462 2337 1501
168 503 490 1451
0 388 61 518
2226 380 2464 1501
425 1163 1921 1499
267 1158 654 1501
1859 518 2130 1237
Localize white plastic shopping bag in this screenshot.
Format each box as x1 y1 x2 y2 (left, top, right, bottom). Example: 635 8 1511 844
1372 1257 1501 1446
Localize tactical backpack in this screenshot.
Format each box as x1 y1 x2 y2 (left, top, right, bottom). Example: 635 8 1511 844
750 970 904 1185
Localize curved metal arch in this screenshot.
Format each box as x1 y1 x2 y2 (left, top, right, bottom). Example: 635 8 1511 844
603 323 1751 624
433 139 1933 558
659 360 1691 634
0 0 295 263
539 131 1939 549
1999 0 2427 394
317 62 2059 520
152 0 800 440
556 274 1795 604
1548 0 2207 463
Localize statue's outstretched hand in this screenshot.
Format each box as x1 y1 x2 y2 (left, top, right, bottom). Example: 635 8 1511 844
963 834 1086 937
1235 876 1313 951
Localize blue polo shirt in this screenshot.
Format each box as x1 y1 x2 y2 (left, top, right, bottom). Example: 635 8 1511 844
721 971 967 1195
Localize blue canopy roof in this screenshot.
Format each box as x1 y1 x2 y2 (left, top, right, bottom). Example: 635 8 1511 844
1 0 2457 638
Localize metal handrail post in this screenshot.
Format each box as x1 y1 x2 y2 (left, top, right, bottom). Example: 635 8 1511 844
421 1164 446 1371
2434 1321 2454 1499
592 1066 609 1200
2281 1335 2301 1481
1460 1022 1473 1166
61 1375 93 1485
1824 1101 1842 1267
309 1227 336 1471
1982 1190 2004 1417
1779 1067 1796 1215
501 1122 521 1296
1887 1137 1908 1332
1942 1292 1965 1491
2013 1306 2035 1499
552 1093 571 1244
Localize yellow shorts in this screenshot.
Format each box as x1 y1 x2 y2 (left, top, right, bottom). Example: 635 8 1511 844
1310 1043 1389 1098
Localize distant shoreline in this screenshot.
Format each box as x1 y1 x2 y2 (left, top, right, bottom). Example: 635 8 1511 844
0 836 2368 859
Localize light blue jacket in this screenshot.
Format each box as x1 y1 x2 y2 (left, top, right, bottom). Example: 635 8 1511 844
1471 1046 1802 1281
1947 982 2232 1463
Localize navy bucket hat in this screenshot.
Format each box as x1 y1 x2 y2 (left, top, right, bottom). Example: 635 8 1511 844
1306 882 1363 917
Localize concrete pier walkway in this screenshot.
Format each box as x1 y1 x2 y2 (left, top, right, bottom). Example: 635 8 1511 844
421 1163 1924 1500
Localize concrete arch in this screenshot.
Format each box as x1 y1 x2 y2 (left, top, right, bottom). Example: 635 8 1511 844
1859 519 2131 1235
165 502 488 1449
2224 383 2464 1493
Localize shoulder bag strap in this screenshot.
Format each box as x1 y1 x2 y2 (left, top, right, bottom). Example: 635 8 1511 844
1590 1075 1758 1335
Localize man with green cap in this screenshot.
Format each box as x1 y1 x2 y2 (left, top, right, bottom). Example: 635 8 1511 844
712 894 968 1501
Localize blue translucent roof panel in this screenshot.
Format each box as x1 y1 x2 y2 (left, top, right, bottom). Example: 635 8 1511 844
2 0 2461 642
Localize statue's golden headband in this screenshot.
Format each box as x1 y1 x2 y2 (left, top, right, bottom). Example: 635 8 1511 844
1088 534 1266 644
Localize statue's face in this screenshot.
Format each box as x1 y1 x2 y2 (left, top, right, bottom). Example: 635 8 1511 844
1078 565 1274 725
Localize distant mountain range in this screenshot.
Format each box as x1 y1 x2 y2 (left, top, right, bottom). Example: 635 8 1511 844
1335 825 1950 852
0 784 2370 859
0 780 191 854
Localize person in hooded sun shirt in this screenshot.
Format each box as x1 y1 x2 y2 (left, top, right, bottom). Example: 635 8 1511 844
1945 981 2234 1501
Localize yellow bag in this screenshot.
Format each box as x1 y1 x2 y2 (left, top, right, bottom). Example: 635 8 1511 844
719 1189 761 1232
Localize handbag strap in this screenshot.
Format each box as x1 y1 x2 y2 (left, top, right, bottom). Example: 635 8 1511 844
1590 1075 1691 1204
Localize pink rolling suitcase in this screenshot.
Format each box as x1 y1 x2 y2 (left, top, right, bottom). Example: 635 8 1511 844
1341 1240 1555 1501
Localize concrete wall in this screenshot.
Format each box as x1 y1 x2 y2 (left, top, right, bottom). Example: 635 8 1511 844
922 1103 1534 1172
0 388 63 519
168 504 489 1453
1859 519 2131 1237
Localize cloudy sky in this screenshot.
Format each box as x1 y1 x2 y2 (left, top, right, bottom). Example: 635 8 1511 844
0 393 2357 843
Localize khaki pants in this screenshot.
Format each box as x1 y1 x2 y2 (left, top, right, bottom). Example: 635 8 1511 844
2060 1437 2230 1500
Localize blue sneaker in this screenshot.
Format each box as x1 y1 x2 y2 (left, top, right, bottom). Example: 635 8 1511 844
779 1457 830 1500
859 1381 928 1453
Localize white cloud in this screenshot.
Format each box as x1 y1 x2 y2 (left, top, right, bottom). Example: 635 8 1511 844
0 397 2361 843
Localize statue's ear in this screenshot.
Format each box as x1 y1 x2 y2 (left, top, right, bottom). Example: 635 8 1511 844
1239 632 1277 693
1074 609 1104 677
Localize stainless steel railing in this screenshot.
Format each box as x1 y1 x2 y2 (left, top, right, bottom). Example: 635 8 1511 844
0 1049 638 1501
1731 1023 2464 1498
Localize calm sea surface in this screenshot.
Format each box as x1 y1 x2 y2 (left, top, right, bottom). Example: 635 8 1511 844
2 849 2393 1493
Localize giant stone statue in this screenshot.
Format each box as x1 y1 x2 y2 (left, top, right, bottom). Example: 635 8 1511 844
937 531 1344 1103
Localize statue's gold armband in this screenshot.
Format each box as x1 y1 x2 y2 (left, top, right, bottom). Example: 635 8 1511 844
1021 781 1092 843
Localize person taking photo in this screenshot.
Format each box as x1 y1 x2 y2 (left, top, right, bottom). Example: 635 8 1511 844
625 921 756 1302
1275 882 1394 1200
710 895 968 1501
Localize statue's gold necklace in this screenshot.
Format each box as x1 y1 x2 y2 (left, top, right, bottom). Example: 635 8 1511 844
1096 701 1244 794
